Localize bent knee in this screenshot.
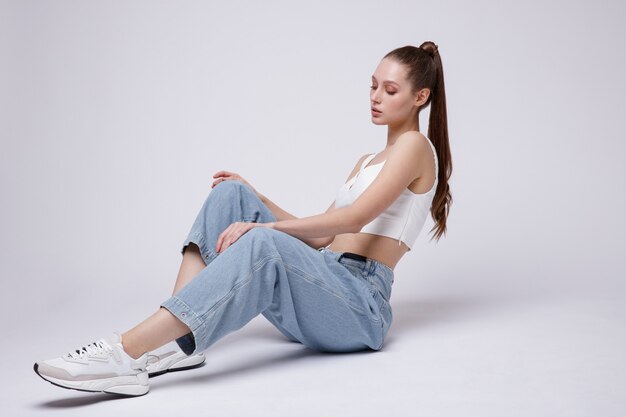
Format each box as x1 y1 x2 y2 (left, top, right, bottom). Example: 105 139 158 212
208 180 258 206
210 179 246 197
245 226 277 239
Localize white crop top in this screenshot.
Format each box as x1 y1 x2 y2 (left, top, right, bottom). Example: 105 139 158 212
334 135 439 251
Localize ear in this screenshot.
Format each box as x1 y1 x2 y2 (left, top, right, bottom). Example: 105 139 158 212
413 87 430 107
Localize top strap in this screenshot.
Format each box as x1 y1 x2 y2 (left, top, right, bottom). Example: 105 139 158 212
360 153 377 171
424 137 439 179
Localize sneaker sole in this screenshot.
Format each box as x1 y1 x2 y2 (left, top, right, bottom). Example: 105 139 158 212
147 357 206 378
34 363 149 397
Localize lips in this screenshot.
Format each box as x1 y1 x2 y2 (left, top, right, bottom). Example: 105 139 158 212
371 107 382 114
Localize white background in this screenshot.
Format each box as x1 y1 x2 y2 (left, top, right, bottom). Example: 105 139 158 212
1 0 624 416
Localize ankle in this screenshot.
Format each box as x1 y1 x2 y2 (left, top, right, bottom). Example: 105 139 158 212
120 333 145 360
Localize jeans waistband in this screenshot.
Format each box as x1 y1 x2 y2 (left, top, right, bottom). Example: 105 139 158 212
318 247 394 298
339 252 367 262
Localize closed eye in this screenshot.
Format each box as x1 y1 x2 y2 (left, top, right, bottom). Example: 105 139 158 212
370 85 396 95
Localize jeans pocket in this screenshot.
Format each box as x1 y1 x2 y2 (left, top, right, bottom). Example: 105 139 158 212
368 285 388 319
339 259 366 277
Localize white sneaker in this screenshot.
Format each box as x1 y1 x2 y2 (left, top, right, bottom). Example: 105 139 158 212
33 332 149 397
146 349 206 377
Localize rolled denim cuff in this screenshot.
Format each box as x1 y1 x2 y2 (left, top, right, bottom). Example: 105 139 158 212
160 296 209 355
181 232 218 264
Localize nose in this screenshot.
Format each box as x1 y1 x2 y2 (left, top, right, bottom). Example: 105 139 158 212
371 87 381 104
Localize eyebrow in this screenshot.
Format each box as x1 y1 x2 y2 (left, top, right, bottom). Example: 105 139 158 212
371 76 399 86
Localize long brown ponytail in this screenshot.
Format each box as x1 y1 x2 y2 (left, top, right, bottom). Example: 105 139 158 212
384 41 453 242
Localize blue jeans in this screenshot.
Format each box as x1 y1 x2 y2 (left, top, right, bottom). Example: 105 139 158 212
160 180 394 354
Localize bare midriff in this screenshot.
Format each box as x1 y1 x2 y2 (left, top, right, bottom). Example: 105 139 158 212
327 233 408 271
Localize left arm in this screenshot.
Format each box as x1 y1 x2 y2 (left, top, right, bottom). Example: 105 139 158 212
270 131 427 241
269 206 362 241
216 200 355 254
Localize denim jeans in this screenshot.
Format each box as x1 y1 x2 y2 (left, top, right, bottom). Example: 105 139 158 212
160 180 394 355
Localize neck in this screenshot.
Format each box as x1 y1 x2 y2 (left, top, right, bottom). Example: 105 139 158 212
385 117 420 150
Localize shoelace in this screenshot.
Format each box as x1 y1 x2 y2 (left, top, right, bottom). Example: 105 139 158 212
67 338 114 360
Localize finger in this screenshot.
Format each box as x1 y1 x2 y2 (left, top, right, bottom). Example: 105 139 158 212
211 177 226 188
213 170 233 178
224 223 245 250
221 229 238 252
218 232 233 252
218 222 241 252
219 222 248 252
216 225 231 253
216 231 222 252
224 224 248 251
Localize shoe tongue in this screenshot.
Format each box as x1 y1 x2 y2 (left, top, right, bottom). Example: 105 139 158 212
106 332 122 345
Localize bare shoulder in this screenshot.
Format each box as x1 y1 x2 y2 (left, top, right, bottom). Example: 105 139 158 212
388 131 430 161
396 130 430 149
396 131 435 163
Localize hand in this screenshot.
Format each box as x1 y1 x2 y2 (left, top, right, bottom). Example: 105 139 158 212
216 222 275 254
212 170 259 195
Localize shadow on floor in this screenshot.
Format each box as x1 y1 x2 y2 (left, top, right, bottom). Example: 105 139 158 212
34 290 538 405
383 289 543 347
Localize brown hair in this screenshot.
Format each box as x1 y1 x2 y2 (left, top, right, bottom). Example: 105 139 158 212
383 41 453 242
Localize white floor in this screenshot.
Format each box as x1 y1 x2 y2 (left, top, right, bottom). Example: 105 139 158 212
3 1 625 415
8 271 625 417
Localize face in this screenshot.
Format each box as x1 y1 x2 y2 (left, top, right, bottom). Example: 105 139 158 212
370 57 429 126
